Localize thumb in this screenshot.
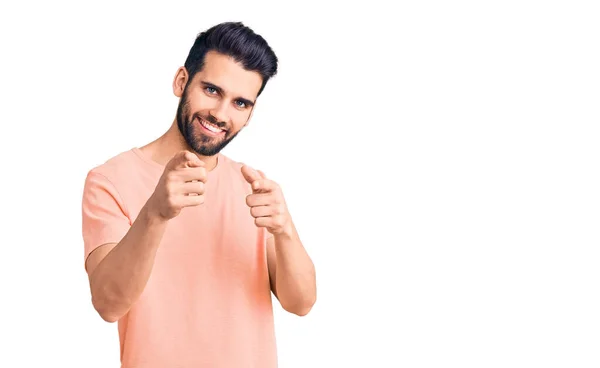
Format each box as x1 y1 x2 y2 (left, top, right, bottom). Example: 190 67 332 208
241 165 262 184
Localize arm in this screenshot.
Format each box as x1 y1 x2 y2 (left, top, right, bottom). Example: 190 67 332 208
240 165 317 316
267 221 317 316
86 205 168 322
83 150 207 322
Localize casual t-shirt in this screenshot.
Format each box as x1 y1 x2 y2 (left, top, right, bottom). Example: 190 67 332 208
81 147 277 368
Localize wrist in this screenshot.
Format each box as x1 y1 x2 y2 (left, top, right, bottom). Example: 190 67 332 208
142 201 169 226
274 221 294 240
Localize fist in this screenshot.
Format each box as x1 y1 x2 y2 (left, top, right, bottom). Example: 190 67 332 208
241 165 291 235
147 150 207 220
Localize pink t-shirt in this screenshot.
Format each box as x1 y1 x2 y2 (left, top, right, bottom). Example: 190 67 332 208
81 147 277 368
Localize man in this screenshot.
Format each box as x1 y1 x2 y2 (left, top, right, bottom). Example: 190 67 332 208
81 21 316 367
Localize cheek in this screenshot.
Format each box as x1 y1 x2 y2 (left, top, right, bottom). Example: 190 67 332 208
230 111 251 130
185 91 213 114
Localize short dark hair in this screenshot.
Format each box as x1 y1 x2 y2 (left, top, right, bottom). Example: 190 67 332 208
183 21 278 96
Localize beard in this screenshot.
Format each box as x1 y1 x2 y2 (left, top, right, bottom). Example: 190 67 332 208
176 88 240 156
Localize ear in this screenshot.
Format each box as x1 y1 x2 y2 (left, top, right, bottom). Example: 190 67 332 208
172 67 189 98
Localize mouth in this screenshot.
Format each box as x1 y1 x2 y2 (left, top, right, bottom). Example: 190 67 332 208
196 116 226 137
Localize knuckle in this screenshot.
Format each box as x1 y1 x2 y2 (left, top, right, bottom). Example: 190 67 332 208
165 182 175 194
167 192 176 202
166 193 179 207
166 172 178 184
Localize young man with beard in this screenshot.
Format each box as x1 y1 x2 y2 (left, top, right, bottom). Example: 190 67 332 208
81 22 316 367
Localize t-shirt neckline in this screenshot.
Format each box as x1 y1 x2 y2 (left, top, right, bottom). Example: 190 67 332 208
131 147 223 176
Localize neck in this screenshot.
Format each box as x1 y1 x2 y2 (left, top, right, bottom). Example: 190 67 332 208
139 119 219 171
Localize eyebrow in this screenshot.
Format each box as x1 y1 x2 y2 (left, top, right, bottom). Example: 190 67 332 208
201 81 255 107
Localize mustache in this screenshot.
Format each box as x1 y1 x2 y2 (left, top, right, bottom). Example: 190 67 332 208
192 113 227 130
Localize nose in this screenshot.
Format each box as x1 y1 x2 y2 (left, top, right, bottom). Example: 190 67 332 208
209 100 229 124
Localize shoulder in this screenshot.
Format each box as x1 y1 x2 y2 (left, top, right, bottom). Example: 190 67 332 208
84 148 143 189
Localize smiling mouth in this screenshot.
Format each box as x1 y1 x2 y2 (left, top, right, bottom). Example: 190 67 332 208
197 116 226 135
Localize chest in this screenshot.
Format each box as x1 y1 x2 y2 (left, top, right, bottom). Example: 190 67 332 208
152 177 267 276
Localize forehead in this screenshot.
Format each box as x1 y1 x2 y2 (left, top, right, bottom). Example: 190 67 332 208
194 50 263 99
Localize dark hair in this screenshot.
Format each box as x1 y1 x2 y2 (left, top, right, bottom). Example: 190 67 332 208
183 21 278 96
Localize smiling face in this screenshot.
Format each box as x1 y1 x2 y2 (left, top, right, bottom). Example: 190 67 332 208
175 51 264 156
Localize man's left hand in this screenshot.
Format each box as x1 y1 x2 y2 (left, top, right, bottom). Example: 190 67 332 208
241 165 292 236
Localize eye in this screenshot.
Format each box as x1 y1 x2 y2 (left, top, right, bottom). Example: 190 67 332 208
205 87 217 94
235 100 246 108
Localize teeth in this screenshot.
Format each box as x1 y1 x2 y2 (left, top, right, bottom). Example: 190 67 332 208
200 118 223 133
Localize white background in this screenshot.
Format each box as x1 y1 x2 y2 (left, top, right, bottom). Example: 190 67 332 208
0 1 599 367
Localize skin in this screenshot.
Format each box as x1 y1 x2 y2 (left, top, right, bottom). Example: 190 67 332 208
85 50 316 322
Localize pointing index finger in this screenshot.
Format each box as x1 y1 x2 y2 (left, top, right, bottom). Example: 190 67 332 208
241 165 261 184
252 178 277 193
171 150 204 169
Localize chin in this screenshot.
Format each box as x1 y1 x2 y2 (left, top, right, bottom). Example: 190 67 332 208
189 140 227 157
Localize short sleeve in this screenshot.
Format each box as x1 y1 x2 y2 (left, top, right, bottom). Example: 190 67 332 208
81 171 132 267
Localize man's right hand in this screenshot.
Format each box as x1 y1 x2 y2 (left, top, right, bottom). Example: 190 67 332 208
146 150 207 220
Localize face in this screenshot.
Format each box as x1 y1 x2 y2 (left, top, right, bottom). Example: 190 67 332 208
175 51 263 156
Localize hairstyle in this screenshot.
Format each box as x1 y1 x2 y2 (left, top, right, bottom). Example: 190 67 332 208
183 21 278 96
